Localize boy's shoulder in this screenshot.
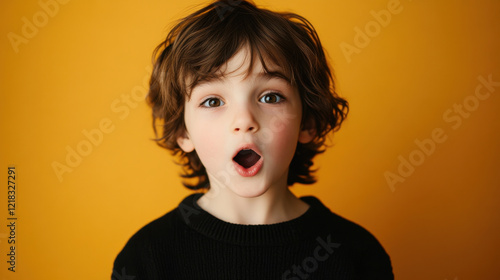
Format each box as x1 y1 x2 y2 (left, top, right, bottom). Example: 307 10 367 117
112 203 187 277
120 204 185 248
301 196 385 245
302 195 393 276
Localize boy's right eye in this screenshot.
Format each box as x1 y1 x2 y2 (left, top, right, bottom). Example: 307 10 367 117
200 97 224 108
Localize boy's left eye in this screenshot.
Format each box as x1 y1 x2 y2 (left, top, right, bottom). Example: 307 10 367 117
259 92 285 104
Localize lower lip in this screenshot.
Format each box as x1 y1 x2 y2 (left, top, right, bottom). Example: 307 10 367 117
233 158 263 177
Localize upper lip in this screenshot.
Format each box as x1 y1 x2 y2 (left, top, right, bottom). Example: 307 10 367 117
232 143 263 160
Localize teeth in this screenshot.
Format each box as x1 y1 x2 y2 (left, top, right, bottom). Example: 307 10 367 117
233 149 261 169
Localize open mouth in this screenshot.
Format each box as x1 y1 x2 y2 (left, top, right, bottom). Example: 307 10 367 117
233 149 262 169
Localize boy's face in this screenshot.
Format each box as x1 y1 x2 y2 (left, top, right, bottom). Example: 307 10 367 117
177 47 314 198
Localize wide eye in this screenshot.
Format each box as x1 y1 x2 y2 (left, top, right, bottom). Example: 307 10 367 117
200 97 225 108
259 92 284 104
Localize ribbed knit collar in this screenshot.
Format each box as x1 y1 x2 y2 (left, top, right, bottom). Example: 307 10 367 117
176 193 330 246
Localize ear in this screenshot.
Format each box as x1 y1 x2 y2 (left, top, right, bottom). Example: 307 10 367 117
176 132 195 152
298 128 316 144
298 119 316 144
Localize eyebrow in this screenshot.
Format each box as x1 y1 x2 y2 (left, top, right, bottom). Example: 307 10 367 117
258 71 291 84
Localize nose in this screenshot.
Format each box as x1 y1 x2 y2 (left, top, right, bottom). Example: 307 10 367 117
231 105 259 133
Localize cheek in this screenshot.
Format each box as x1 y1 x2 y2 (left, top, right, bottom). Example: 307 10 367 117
192 125 216 149
188 120 226 168
267 106 301 133
264 120 301 164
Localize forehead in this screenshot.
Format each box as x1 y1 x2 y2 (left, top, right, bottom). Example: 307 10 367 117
219 47 263 77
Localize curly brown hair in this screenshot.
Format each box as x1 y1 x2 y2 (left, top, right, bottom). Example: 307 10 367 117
148 0 348 190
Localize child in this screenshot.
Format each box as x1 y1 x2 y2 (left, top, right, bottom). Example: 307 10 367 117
112 0 394 279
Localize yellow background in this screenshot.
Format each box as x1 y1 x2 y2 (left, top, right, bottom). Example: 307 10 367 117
1 0 499 279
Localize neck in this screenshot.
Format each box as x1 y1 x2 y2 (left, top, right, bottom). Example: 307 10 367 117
197 183 309 225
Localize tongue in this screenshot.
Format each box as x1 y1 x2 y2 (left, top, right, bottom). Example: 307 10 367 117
234 149 261 169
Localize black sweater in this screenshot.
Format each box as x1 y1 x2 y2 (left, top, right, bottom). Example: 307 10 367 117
112 194 394 279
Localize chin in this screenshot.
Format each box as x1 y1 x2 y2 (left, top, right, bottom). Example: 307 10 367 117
229 182 271 199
